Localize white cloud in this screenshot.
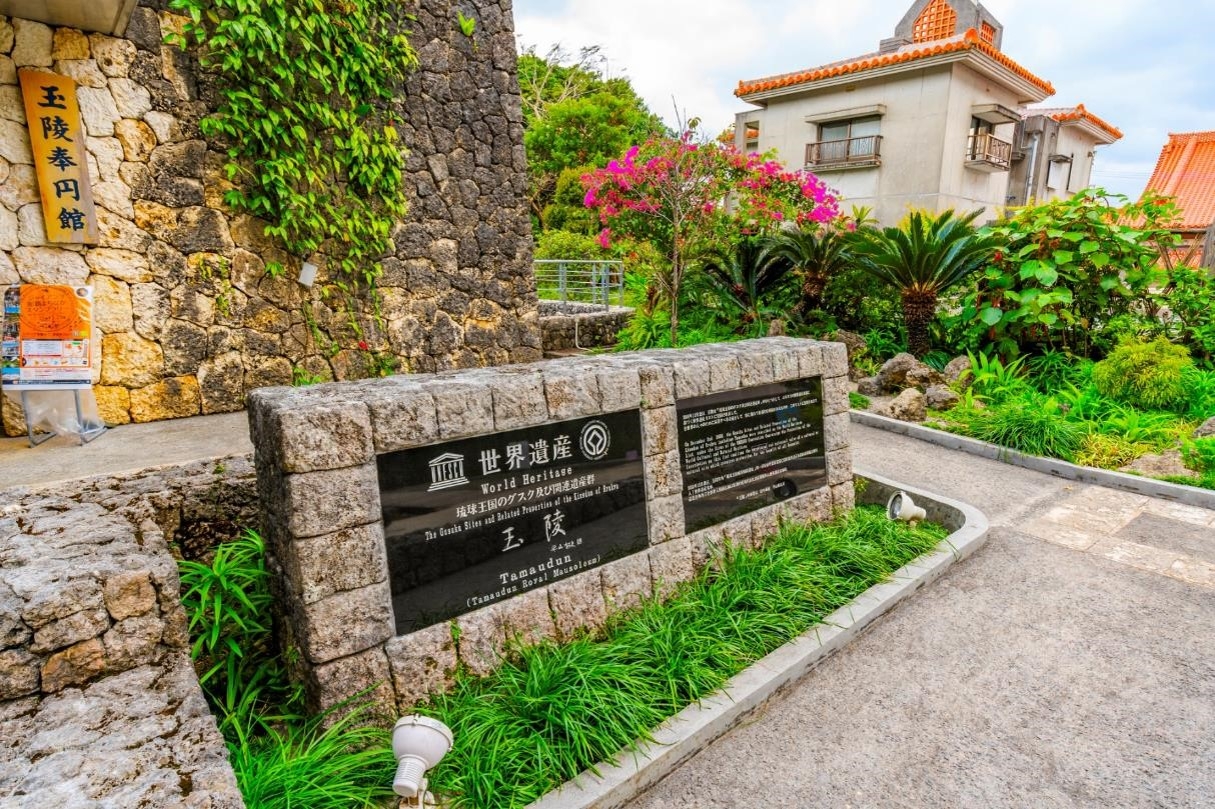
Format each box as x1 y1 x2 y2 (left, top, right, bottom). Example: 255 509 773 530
514 0 1215 197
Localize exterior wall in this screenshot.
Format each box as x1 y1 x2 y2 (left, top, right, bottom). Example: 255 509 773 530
0 455 258 807
736 61 1022 224
0 0 541 435
934 62 1019 219
1007 117 1104 207
737 68 952 224
247 338 855 716
1048 126 1096 197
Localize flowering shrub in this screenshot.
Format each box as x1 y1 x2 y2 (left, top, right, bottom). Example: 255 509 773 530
581 132 840 341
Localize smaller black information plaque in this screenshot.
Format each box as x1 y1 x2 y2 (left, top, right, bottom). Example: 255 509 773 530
677 377 826 533
377 410 648 634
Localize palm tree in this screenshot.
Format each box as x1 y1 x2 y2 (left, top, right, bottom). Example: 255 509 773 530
852 209 998 357
761 225 853 316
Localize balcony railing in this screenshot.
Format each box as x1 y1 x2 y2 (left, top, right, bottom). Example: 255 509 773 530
966 132 1012 171
805 135 883 168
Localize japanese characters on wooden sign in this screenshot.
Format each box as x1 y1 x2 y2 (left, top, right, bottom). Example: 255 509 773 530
1 285 95 390
18 70 99 245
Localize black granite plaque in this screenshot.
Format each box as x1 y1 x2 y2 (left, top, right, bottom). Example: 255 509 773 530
377 410 648 634
677 377 826 533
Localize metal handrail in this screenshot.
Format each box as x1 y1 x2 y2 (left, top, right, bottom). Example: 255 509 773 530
806 135 883 166
534 259 626 308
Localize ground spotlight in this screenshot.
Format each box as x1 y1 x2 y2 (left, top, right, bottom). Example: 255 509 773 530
886 490 927 526
393 715 453 803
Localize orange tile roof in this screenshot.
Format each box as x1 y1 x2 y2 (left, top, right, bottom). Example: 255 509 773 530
1040 104 1123 141
1145 131 1215 230
736 29 1054 98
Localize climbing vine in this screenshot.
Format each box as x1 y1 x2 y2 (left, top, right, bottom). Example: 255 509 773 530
167 0 417 313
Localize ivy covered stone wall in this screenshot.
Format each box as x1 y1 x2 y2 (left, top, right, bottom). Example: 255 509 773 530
0 0 541 435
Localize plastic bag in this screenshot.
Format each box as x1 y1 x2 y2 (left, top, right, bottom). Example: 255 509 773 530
3 389 103 441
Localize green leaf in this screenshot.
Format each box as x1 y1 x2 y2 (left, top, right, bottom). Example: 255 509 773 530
980 307 1003 326
1090 252 1111 268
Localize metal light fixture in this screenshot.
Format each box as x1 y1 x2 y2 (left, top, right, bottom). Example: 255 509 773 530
886 490 927 526
393 715 453 804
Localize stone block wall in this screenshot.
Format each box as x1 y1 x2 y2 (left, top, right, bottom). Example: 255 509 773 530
0 0 541 435
247 338 854 715
0 457 256 807
538 300 633 352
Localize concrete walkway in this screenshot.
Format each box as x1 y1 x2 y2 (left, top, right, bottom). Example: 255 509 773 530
0 412 251 489
632 423 1215 809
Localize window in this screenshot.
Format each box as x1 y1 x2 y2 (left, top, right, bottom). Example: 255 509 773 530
808 116 882 167
979 21 996 45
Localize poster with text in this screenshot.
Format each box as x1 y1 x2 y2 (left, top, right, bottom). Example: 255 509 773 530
0 285 94 390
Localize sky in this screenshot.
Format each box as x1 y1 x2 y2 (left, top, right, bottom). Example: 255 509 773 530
512 0 1215 199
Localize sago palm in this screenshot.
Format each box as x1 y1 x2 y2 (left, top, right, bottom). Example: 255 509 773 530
761 225 852 315
697 236 793 328
853 209 997 357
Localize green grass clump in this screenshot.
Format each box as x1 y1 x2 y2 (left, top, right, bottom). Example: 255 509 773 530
230 705 396 809
849 391 871 410
1073 432 1147 470
179 531 396 809
1182 436 1215 475
1181 367 1215 422
965 393 1083 460
421 507 946 809
1092 336 1193 411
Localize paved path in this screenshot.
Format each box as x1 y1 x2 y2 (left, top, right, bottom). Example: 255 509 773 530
0 411 251 489
632 423 1215 809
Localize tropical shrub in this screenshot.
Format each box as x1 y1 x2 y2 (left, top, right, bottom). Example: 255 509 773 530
852 209 998 357
955 190 1176 358
820 263 903 335
697 237 794 328
1027 349 1079 393
1074 432 1146 470
960 351 1029 403
1181 437 1215 474
762 225 853 315
534 229 608 261
1161 265 1215 366
582 131 840 343
1091 337 1193 412
1181 367 1215 421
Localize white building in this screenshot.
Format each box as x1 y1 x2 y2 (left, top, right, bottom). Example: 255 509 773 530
733 0 1120 225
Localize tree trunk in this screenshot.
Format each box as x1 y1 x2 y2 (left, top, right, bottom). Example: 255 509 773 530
902 290 937 358
799 273 827 314
668 254 681 346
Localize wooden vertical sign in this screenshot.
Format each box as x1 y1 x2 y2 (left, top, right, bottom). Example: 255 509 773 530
18 69 99 245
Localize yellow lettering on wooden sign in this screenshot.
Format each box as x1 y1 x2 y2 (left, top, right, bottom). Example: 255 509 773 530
18 69 99 245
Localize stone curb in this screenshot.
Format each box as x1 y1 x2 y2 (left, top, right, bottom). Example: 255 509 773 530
850 409 1215 510
526 472 989 809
